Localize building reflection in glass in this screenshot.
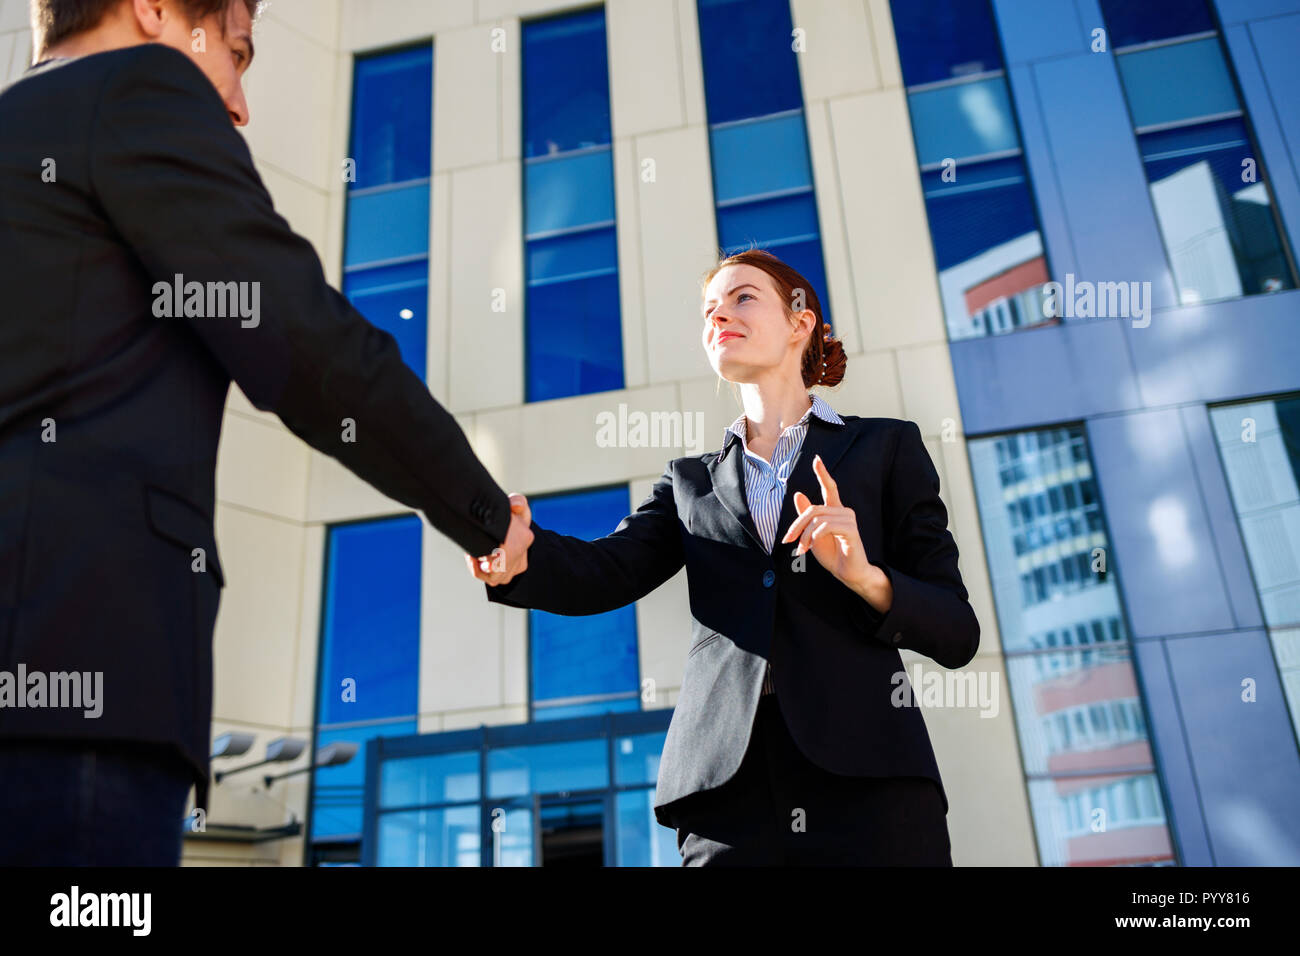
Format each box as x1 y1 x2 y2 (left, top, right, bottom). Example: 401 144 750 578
1209 397 1300 741
969 425 1176 864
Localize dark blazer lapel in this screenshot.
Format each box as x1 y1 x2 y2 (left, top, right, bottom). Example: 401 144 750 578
774 416 859 552
707 431 765 551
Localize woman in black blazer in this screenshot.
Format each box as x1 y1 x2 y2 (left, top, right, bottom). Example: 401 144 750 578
468 248 980 866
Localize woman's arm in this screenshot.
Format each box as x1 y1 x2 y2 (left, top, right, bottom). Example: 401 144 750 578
482 462 685 616
848 420 980 669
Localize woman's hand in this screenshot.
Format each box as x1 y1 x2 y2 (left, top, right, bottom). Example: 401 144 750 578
465 493 532 586
780 455 892 614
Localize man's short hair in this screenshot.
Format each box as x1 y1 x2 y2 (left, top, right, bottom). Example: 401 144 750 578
33 0 262 56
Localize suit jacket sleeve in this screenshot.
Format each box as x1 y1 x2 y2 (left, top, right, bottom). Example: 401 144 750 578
484 463 685 615
848 420 980 669
87 45 510 556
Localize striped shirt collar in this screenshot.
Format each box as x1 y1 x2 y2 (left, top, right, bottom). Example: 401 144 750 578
723 393 845 450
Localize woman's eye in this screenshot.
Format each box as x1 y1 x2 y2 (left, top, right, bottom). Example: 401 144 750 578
737 293 753 303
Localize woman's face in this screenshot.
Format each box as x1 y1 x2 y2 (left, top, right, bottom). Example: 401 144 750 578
701 263 813 385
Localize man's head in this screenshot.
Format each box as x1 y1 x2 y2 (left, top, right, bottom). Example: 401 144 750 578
32 0 261 125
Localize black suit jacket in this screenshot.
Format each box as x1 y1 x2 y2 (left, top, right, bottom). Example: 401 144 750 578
0 46 513 810
487 414 980 826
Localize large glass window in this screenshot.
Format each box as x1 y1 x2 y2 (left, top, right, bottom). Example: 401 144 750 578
522 8 624 403
890 0 1056 340
968 426 1175 865
1209 397 1300 743
366 713 677 866
342 45 434 382
696 0 832 325
1099 0 1296 303
310 514 423 862
527 486 641 720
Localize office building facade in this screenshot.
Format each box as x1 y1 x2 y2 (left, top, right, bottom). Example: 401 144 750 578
1 0 1295 866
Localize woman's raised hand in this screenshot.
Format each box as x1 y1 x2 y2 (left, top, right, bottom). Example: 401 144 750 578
780 455 890 611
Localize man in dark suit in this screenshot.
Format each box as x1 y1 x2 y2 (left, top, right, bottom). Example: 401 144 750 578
0 0 531 864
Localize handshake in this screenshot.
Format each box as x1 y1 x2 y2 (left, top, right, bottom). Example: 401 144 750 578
464 493 534 587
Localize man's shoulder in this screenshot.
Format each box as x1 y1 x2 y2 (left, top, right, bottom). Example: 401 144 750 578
6 44 216 107
95 44 219 103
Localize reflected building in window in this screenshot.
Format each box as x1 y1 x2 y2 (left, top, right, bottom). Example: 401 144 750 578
890 0 1057 340
1209 397 1300 739
1100 0 1296 303
969 426 1175 865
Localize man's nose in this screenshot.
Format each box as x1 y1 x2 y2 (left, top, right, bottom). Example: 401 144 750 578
227 88 250 127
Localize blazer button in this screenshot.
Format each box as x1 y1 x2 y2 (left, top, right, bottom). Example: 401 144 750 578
762 569 775 588
892 631 903 643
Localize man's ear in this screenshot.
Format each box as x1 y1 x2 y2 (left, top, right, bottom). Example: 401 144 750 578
131 0 169 40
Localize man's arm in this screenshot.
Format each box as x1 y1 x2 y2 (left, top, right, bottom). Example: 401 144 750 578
847 420 980 669
88 44 509 556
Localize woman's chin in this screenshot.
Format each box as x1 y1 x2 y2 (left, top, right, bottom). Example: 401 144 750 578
712 360 757 385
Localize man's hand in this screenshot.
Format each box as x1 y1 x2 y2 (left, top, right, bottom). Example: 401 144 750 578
465 493 533 586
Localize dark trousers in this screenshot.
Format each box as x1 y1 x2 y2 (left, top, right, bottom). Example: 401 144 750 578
0 739 194 866
671 694 953 866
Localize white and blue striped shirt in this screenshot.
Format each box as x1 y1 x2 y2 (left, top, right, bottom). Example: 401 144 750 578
724 393 846 694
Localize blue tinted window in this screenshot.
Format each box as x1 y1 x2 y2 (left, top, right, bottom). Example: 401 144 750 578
342 261 429 382
892 1 1055 341
717 190 818 249
344 183 431 267
696 0 803 124
698 0 833 329
380 751 481 809
527 227 619 284
1138 118 1295 300
922 156 1040 271
524 152 616 236
345 47 433 382
522 9 612 157
1098 3 1298 304
523 9 624 403
487 739 610 797
891 0 1003 87
1098 0 1215 49
318 516 422 725
908 75 1019 165
526 233 623 402
313 720 418 839
528 487 640 720
709 113 814 203
349 46 433 189
1115 37 1238 129
367 711 677 866
376 805 481 866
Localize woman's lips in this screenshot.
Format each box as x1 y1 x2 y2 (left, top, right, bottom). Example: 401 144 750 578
716 332 744 344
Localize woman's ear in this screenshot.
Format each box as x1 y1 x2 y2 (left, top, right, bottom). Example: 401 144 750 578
789 307 817 343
